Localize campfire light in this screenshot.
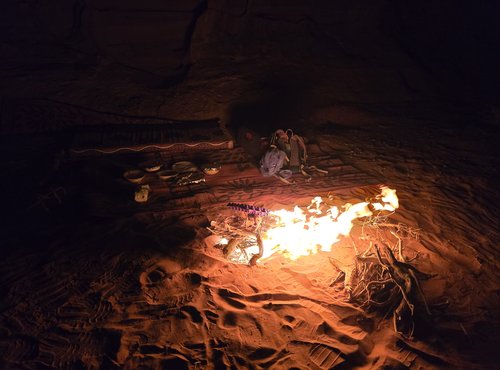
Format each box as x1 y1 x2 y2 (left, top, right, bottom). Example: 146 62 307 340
261 186 399 260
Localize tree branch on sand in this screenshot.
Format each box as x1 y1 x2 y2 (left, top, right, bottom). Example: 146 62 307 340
331 239 433 338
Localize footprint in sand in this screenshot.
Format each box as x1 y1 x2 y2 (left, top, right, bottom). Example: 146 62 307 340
57 293 113 328
180 305 203 324
216 288 247 310
139 260 202 307
222 312 238 327
204 310 219 324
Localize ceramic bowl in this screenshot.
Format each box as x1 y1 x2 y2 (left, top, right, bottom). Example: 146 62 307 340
172 161 198 173
143 163 162 173
157 169 178 180
202 162 221 175
124 169 145 183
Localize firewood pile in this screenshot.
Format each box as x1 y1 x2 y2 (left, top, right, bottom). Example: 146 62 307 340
207 210 276 265
330 220 433 338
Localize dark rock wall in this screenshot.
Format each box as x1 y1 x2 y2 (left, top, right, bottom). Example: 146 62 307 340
1 0 203 78
384 1 500 102
1 0 389 79
1 0 498 130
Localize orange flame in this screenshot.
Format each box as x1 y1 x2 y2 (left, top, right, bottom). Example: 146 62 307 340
261 186 398 260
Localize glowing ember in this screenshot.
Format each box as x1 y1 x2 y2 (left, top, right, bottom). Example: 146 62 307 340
261 186 399 260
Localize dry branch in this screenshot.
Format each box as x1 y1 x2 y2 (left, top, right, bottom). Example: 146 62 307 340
332 239 432 338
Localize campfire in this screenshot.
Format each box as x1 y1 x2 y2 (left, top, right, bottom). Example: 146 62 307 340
208 186 430 338
209 186 399 263
261 186 399 260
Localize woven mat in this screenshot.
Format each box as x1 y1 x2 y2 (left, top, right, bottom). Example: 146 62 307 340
69 121 234 155
80 143 379 219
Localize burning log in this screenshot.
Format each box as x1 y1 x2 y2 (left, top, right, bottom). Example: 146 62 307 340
208 213 269 266
328 256 357 300
249 232 264 266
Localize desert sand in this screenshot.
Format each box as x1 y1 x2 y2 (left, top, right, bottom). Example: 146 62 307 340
1 101 498 369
